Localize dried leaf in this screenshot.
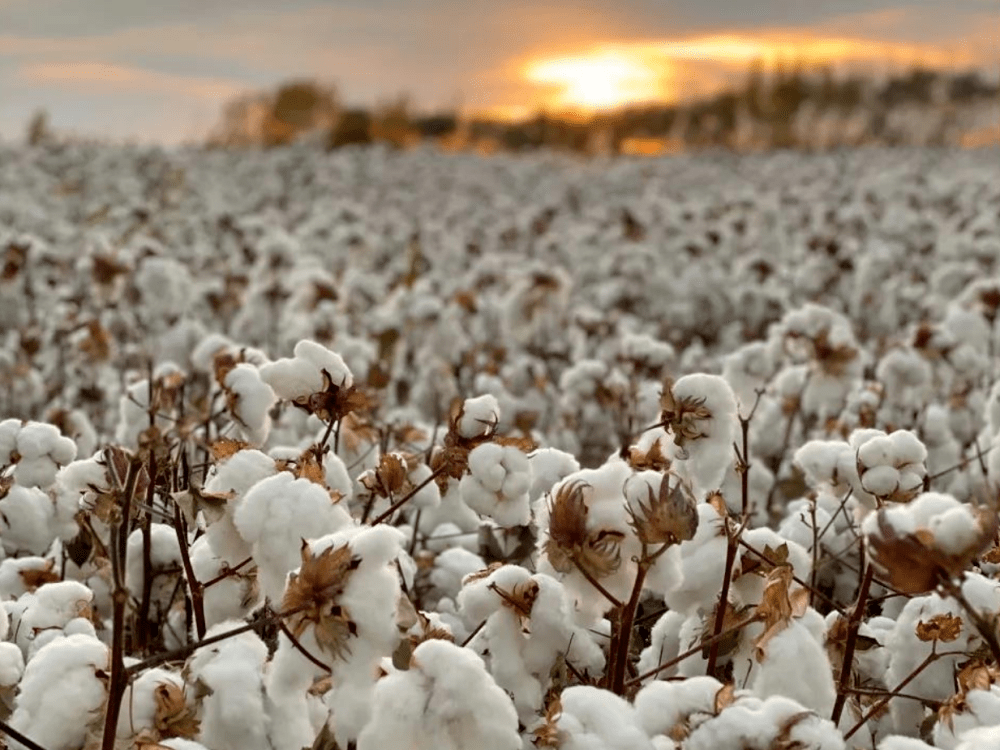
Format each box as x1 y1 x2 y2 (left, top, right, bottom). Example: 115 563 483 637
19 560 59 591
714 683 736 714
152 682 200 739
915 613 963 643
296 449 326 486
283 541 361 661
209 437 251 461
628 474 698 547
172 487 231 527
545 481 623 580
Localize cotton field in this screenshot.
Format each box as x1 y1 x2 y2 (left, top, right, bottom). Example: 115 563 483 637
1 141 1000 750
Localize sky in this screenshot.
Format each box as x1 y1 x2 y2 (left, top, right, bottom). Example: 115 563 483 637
0 0 996 144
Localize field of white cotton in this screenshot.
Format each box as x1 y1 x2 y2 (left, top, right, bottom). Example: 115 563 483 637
0 142 999 749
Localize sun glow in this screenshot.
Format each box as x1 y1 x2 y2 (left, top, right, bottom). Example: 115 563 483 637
524 52 670 110
521 32 977 113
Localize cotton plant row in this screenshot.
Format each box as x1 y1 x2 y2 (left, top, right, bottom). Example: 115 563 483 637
0 332 998 750
0 144 998 749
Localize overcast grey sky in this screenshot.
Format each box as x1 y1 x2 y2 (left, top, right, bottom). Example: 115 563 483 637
0 0 995 143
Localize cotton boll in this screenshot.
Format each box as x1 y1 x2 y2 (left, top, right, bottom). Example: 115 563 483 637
15 580 94 656
634 675 724 742
933 687 1000 750
555 685 655 750
429 547 485 602
956 725 1000 750
116 668 190 743
187 622 270 750
686 694 845 750
8 634 108 750
259 339 353 401
356 639 520 750
877 738 935 750
636 609 686 683
189 537 256 627
750 608 836 715
223 363 276 446
460 443 532 527
456 394 500 439
528 447 580 503
203 448 277 565
667 374 738 494
234 472 353 603
664 502 730 616
0 485 57 556
424 522 478 554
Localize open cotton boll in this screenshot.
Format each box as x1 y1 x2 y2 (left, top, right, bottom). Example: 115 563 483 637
187 622 270 750
877 735 935 750
667 374 738 493
115 668 190 743
456 394 500 439
664 502 730 615
15 580 94 656
9 421 77 488
357 639 520 750
223 363 276 446
429 547 486 602
636 609 686 683
190 536 256 627
528 447 580 503
460 443 532 527
0 484 57 556
8 634 108 750
259 339 353 401
126 524 183 624
686 694 845 750
634 675 724 742
0 419 20 460
536 461 640 623
457 565 604 721
0 640 24 690
203 448 277 565
555 685 655 750
749 608 836 715
234 472 353 603
933 687 1000 750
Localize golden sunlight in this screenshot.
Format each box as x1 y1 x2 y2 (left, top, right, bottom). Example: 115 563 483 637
524 51 671 110
521 32 975 112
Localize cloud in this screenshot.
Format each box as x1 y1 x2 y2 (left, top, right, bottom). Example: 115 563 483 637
19 61 249 100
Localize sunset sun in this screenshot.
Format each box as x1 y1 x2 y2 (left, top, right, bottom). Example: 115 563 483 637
524 52 668 110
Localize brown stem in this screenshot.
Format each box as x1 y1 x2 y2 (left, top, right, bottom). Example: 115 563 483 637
609 546 658 695
371 466 446 525
831 562 876 724
843 647 964 740
101 457 142 750
172 500 207 640
278 620 332 673
705 518 740 678
626 612 762 688
202 556 254 589
569 555 623 610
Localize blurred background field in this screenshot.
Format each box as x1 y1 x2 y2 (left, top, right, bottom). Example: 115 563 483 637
2 0 997 154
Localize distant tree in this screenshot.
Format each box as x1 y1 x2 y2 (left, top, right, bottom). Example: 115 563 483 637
328 109 373 149
26 109 52 147
370 96 417 148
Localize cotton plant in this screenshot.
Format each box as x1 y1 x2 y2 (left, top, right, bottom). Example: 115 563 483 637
536 684 655 750
220 362 276 446
7 633 109 750
201 446 277 566
114 667 198 747
459 442 533 527
0 419 77 489
12 580 94 658
185 623 271 750
125 523 184 627
457 564 605 721
274 525 407 747
356 638 521 750
232 471 353 604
